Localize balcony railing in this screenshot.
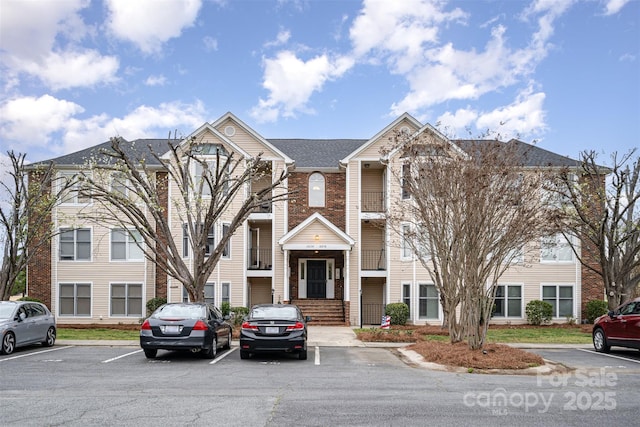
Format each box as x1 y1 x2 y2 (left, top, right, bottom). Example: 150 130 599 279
361 192 385 213
361 303 386 326
361 249 386 270
251 201 272 213
248 248 272 270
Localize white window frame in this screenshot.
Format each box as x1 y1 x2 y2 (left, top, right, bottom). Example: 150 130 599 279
222 282 230 304
110 283 143 317
418 283 439 320
493 284 523 318
402 282 412 318
111 229 143 261
59 171 91 205
222 223 231 259
401 224 412 260
182 282 215 304
58 283 92 317
59 228 91 261
540 234 574 263
309 172 325 207
541 284 575 318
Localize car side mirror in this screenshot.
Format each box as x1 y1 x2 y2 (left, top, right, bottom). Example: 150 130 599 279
17 312 27 322
305 316 312 323
608 310 616 319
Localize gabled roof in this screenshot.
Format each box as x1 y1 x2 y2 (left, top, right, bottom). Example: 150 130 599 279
268 139 365 169
168 122 251 160
278 212 355 250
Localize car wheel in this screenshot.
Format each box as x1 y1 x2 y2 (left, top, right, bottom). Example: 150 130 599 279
1 332 16 355
593 328 610 353
202 337 217 359
144 349 157 359
42 327 56 347
223 330 232 350
240 350 250 359
298 349 308 360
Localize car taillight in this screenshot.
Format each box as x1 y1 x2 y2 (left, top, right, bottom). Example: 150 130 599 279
241 322 259 330
286 322 304 331
192 320 208 330
141 320 151 330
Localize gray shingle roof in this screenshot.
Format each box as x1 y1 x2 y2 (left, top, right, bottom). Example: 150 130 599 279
453 139 580 168
267 139 366 168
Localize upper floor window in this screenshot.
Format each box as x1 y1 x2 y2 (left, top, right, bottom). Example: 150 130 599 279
541 234 573 262
222 223 231 258
401 164 411 199
60 172 91 205
111 172 128 197
111 229 143 261
309 173 325 207
59 228 91 261
401 224 412 260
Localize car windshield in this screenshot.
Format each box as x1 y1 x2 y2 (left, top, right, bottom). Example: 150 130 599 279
153 304 204 319
250 306 298 320
0 304 16 319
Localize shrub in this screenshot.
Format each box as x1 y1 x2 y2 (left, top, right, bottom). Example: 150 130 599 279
525 300 553 325
585 300 609 323
146 297 167 316
221 301 231 317
17 296 43 304
230 306 249 326
385 303 409 326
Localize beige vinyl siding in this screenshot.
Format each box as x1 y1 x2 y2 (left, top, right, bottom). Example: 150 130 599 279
289 221 347 246
214 118 282 159
249 278 272 306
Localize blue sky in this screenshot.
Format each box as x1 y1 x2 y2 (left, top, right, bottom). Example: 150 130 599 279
0 0 638 165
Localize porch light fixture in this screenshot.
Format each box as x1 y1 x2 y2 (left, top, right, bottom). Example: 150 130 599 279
314 234 320 241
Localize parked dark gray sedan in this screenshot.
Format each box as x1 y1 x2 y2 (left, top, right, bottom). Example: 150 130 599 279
140 303 232 359
240 304 311 360
0 301 57 355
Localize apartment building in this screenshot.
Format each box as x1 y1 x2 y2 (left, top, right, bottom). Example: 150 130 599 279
26 112 603 326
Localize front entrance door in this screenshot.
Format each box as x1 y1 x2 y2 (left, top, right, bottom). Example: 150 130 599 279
307 260 326 298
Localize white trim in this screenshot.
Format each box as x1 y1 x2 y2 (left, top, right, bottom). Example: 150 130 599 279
278 212 355 249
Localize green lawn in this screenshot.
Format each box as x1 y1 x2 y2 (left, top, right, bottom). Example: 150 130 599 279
57 328 139 340
484 327 592 344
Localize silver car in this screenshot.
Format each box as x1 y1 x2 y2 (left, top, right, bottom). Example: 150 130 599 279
0 301 57 355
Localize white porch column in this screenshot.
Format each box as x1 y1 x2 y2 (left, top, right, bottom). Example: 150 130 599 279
344 250 350 301
283 249 289 302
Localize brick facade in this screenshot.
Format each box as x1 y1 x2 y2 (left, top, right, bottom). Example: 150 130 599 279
26 170 52 309
288 172 346 231
155 171 168 300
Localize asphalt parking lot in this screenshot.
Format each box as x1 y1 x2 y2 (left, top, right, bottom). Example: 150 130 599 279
1 344 639 426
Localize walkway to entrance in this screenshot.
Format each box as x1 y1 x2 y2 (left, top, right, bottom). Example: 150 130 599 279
307 326 363 347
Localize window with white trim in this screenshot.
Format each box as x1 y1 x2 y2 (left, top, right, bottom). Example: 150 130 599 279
111 229 143 261
60 171 91 204
541 234 573 262
182 224 189 257
493 285 522 317
542 285 574 318
401 224 412 259
418 284 439 319
401 163 411 199
182 282 215 304
309 173 325 207
59 228 91 261
222 223 231 258
205 225 215 256
59 283 91 316
402 283 411 316
111 172 128 197
222 282 230 304
110 283 143 317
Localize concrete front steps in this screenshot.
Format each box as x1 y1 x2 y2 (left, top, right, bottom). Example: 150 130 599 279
291 298 346 325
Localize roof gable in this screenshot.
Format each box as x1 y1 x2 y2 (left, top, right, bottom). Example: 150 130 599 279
278 212 355 250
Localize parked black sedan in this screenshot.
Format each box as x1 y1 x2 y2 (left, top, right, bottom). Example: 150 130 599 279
239 304 311 360
140 303 232 359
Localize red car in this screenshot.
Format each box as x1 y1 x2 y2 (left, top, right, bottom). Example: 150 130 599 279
592 297 640 353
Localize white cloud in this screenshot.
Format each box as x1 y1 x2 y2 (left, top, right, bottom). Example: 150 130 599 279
203 36 218 52
250 51 354 122
145 75 168 86
0 95 207 161
105 0 202 54
264 29 291 48
603 0 631 15
475 88 547 139
437 108 479 133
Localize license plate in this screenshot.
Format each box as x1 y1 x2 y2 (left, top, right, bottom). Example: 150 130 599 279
164 325 180 334
265 326 279 334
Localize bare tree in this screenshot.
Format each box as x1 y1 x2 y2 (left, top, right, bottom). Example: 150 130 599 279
0 152 75 300
77 136 291 302
554 150 639 309
384 131 560 350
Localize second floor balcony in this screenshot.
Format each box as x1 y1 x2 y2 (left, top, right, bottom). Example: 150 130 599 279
361 249 386 271
248 248 272 270
361 192 385 213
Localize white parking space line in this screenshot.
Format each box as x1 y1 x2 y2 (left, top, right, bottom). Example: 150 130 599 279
102 349 144 363
0 346 73 362
209 347 237 364
577 348 640 364
315 346 320 365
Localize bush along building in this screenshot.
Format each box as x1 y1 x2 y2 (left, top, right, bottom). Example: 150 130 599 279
26 112 604 326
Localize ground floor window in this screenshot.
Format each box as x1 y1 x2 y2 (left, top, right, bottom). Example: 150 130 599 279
418 284 439 319
222 283 230 304
182 282 215 304
493 285 522 318
542 284 574 318
402 283 411 316
110 283 143 317
59 283 91 316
